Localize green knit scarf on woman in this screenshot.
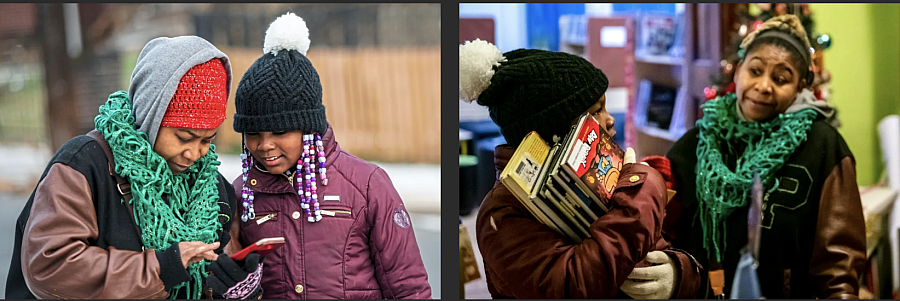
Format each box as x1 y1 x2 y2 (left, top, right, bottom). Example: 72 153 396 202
694 93 818 265
94 91 222 299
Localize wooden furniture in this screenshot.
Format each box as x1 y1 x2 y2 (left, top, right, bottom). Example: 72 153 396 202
558 5 729 159
628 3 725 159
459 17 495 44
859 185 898 299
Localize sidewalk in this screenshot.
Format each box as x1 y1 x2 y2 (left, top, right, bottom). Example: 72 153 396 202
0 143 53 194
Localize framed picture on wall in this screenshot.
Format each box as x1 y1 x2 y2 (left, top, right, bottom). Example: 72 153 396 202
635 13 678 59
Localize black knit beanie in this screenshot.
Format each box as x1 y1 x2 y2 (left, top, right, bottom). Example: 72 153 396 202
234 13 326 134
459 40 609 147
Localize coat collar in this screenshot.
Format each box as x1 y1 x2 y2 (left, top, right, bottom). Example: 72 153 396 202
493 144 515 180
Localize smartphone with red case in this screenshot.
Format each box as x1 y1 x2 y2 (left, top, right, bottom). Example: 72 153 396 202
230 237 285 261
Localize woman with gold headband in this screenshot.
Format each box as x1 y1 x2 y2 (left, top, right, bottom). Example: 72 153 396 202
665 15 865 298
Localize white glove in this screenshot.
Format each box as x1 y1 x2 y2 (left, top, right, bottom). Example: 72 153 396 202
624 147 636 164
624 147 650 166
620 251 678 299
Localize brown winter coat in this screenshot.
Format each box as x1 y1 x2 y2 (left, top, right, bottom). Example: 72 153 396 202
476 145 701 299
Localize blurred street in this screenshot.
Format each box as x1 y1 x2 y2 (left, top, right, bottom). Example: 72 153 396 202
0 3 440 298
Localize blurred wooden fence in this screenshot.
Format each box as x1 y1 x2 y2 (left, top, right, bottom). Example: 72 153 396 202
219 47 441 164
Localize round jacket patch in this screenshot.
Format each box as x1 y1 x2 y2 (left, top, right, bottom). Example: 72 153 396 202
393 206 411 228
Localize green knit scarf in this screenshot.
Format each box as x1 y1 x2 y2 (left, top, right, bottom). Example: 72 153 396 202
94 91 222 299
694 93 818 264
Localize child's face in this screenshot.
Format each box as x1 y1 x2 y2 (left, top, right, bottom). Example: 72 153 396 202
581 94 616 137
153 127 217 176
244 130 306 175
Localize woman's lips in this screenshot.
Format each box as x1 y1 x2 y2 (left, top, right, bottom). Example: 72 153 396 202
745 97 775 107
171 163 189 172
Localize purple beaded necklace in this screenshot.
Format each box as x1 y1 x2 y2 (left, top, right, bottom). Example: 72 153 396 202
240 133 328 223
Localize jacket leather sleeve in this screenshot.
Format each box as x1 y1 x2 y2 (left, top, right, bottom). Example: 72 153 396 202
367 167 432 299
225 177 245 256
21 163 169 299
224 207 244 256
810 156 866 299
476 163 667 299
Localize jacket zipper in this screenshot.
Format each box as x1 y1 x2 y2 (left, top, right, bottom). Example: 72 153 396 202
321 209 352 217
284 172 294 186
255 213 277 225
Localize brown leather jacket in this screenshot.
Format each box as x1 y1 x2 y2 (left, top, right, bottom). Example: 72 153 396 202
666 122 866 299
21 164 170 299
14 134 234 299
475 145 701 299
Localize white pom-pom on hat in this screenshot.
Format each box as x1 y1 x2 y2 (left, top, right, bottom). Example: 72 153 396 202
264 12 310 56
459 39 506 103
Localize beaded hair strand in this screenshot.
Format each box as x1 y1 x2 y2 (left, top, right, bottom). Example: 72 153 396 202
240 142 256 222
298 134 324 222
240 134 329 223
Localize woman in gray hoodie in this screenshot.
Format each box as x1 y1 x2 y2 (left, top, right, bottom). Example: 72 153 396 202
6 36 262 299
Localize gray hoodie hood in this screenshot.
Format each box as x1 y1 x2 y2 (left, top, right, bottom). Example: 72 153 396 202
128 36 232 148
736 88 840 128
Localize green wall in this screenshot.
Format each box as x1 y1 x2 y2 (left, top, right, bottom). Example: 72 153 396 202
810 3 900 186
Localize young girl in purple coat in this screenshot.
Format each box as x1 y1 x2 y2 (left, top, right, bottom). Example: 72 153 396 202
225 12 432 299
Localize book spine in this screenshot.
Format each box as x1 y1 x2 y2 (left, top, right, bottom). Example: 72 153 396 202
545 180 594 234
553 172 602 220
501 177 562 236
531 195 583 243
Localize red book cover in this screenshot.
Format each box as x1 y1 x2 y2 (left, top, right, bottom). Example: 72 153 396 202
561 115 626 208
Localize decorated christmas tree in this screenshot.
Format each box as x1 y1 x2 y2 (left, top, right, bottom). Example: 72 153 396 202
705 3 832 103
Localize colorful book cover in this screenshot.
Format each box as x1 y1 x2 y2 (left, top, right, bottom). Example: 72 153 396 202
499 131 580 241
501 131 551 195
561 114 626 210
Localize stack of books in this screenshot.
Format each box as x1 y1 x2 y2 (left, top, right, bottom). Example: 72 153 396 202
499 113 626 243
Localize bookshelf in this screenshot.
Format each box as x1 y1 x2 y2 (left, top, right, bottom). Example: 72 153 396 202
628 3 724 159
558 4 727 158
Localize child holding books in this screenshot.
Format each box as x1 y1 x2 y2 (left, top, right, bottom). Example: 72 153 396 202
226 13 432 299
459 39 701 299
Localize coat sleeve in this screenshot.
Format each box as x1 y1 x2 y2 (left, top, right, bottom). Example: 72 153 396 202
21 163 169 299
661 246 703 299
641 156 703 299
367 167 432 299
476 163 667 298
810 156 866 299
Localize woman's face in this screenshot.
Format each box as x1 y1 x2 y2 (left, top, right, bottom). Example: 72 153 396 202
244 130 305 175
734 44 805 122
153 127 217 176
581 94 616 137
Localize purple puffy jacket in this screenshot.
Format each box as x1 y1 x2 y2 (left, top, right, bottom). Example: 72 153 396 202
231 125 431 299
